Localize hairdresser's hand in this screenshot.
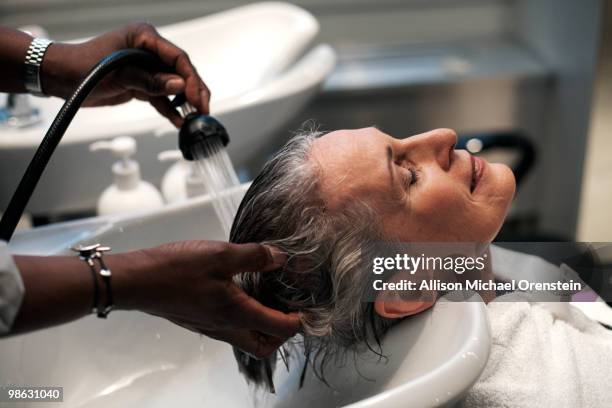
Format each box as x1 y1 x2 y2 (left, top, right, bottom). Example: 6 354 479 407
112 240 301 358
41 22 210 127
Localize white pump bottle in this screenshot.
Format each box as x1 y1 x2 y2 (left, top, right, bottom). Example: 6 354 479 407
158 149 206 204
90 136 164 216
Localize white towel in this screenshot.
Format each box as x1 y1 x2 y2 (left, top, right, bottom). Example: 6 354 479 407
460 293 612 408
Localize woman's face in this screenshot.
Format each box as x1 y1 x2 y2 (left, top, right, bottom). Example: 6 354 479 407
310 127 515 243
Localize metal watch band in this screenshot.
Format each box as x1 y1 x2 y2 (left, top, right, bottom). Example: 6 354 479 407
24 37 53 97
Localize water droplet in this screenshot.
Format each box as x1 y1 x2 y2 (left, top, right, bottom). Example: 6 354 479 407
155 333 161 340
198 338 206 361
465 351 478 360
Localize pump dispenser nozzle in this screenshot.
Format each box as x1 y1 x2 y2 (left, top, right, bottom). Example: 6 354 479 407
90 136 137 160
172 94 230 161
89 136 164 215
90 136 139 190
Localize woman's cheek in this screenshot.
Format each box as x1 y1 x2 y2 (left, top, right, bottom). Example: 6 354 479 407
417 180 467 217
411 184 469 235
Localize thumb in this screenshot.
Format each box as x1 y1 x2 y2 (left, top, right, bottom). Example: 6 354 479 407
224 243 286 276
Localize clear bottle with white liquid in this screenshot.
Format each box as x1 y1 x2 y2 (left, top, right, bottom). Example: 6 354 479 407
90 136 164 216
157 149 206 204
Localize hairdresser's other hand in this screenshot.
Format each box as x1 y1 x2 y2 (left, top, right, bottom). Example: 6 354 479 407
112 240 300 358
41 22 210 127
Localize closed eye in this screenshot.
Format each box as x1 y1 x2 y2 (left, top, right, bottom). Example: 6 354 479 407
387 144 418 192
398 166 418 190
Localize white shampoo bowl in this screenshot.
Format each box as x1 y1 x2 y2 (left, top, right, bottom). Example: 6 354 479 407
0 2 336 214
3 185 490 407
266 295 490 408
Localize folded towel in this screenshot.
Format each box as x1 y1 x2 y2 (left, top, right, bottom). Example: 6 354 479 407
460 292 612 408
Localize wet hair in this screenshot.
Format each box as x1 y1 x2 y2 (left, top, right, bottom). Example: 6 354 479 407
229 126 392 392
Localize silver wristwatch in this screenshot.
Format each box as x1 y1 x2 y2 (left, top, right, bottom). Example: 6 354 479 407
24 37 53 97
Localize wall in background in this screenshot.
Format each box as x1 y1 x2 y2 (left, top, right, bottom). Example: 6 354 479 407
514 0 602 238
0 0 603 239
1 0 513 50
578 0 612 241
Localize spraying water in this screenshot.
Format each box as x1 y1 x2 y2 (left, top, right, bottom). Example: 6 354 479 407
191 139 241 238
175 97 240 238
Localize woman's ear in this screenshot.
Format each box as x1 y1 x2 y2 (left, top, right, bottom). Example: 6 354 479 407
374 296 435 318
373 272 436 318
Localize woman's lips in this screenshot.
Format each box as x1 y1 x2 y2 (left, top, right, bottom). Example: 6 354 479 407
470 155 486 193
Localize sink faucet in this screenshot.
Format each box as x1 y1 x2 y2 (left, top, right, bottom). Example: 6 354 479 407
0 93 42 128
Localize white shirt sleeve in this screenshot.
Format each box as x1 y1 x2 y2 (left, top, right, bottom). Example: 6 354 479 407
0 241 24 335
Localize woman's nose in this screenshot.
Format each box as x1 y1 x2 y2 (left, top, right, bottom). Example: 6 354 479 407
401 128 457 170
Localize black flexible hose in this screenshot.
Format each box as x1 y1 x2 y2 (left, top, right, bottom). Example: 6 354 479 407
0 49 167 242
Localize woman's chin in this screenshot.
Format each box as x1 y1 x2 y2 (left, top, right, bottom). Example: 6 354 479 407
476 163 516 240
495 162 517 199
487 162 516 215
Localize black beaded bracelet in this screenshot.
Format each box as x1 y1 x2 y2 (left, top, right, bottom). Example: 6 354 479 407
71 243 113 318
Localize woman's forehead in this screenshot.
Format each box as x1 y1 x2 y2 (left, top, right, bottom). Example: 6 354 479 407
312 127 389 163
310 127 395 209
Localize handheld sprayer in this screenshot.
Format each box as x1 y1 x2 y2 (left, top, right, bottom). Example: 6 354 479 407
174 94 241 235
0 49 233 242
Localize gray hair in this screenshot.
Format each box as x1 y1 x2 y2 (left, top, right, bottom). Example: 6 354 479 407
229 126 392 392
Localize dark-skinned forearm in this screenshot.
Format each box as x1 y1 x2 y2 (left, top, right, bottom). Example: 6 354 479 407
0 25 83 99
0 26 34 94
8 252 151 335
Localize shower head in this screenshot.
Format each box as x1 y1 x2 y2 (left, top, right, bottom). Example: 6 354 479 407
179 113 230 160
173 94 230 161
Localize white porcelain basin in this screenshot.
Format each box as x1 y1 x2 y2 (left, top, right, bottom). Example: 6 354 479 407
267 295 489 408
0 2 336 214
0 297 489 408
3 185 490 407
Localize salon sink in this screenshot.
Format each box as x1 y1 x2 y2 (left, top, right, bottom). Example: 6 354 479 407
269 294 489 408
0 2 336 214
3 185 490 407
